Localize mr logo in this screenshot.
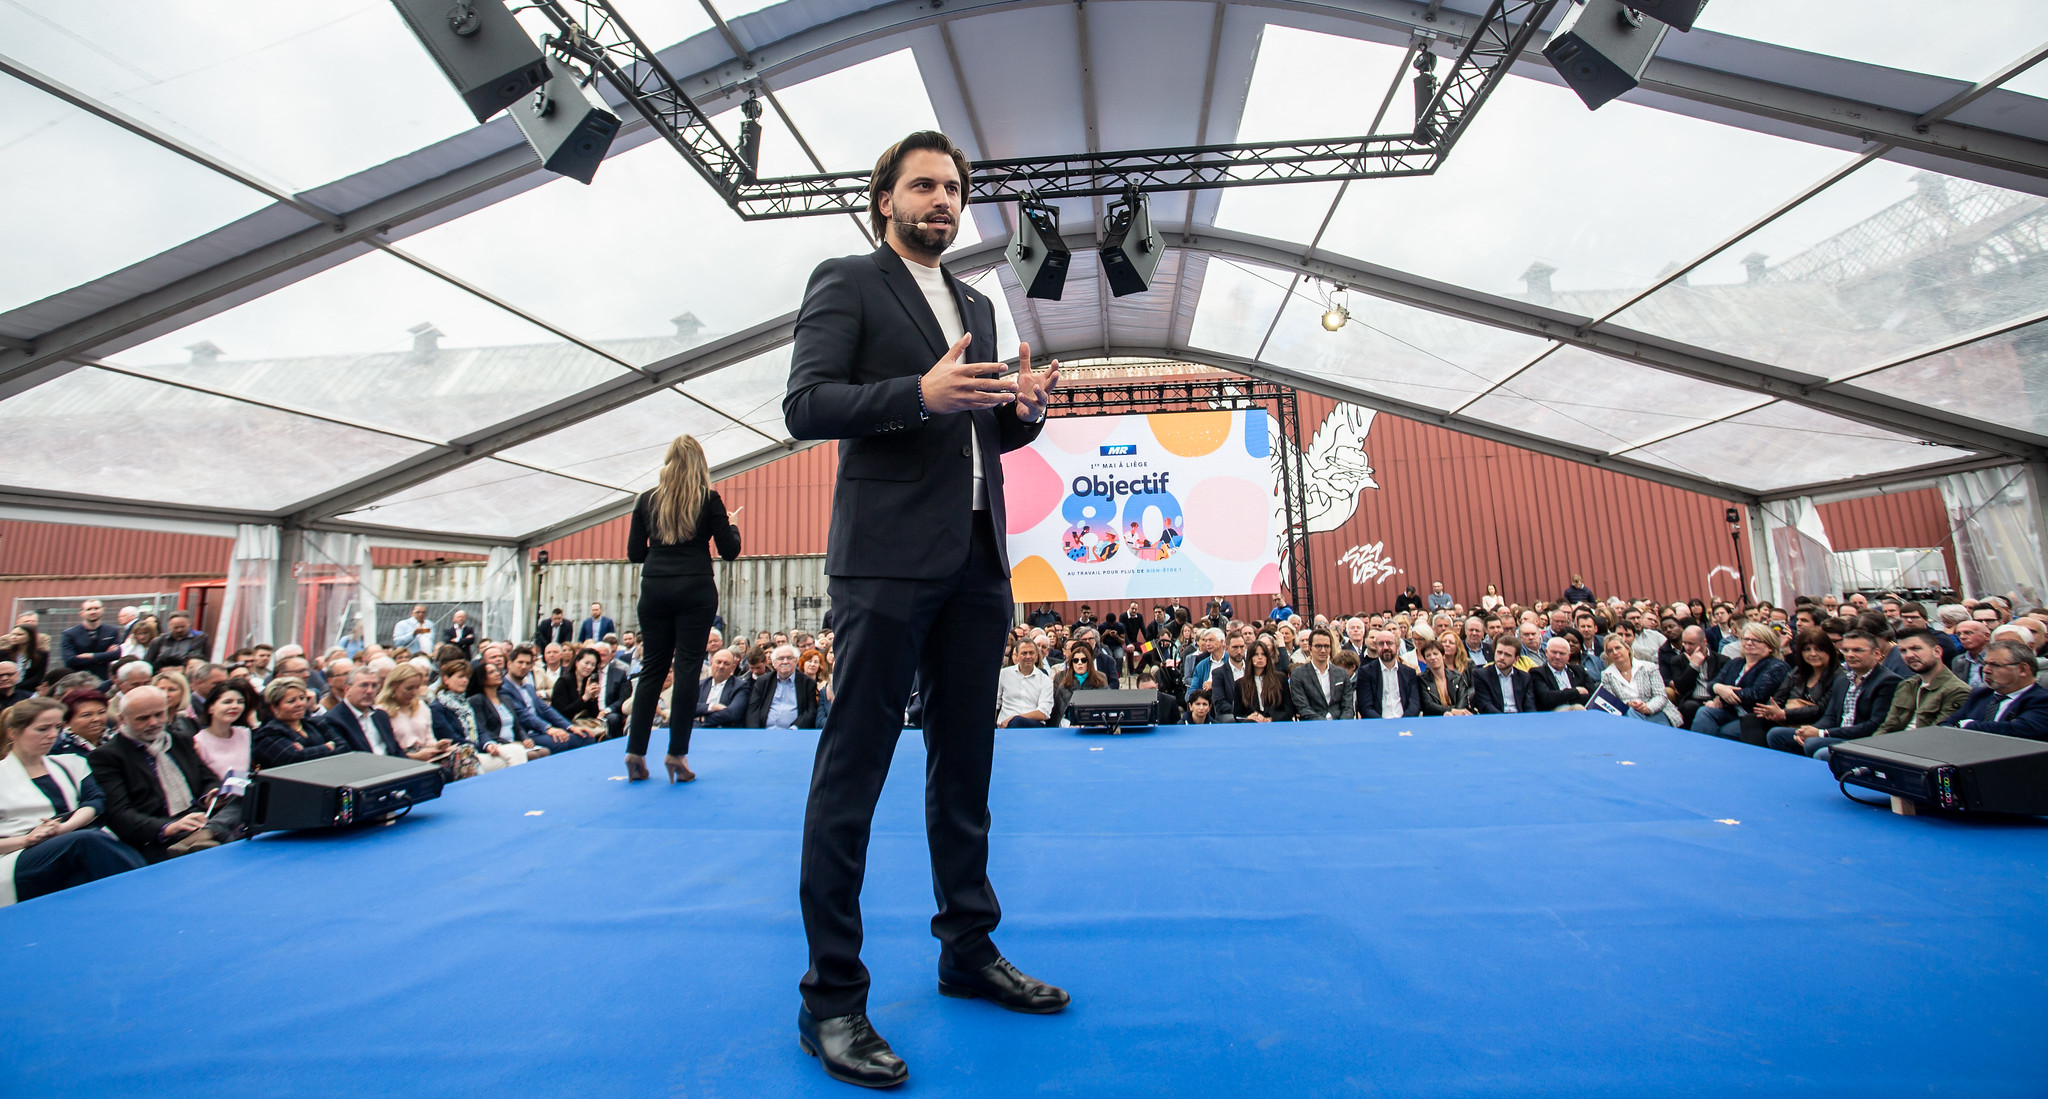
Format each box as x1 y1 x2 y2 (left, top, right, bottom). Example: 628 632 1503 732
1099 444 1138 456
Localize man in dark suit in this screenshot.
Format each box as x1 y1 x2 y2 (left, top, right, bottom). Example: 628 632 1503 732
1289 628 1354 719
1530 636 1597 711
1470 638 1538 714
576 602 616 643
696 648 752 727
1356 630 1422 719
58 599 122 686
745 645 821 729
441 610 478 659
534 608 573 648
1666 626 1727 728
1207 633 1251 722
781 131 1065 1088
1766 629 1901 757
1939 639 2048 741
314 668 406 756
87 686 237 862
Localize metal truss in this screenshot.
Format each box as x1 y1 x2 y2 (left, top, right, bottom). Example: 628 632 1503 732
534 0 1556 220
1045 379 1316 619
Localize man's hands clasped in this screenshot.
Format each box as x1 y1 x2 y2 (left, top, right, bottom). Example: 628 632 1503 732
920 336 1061 420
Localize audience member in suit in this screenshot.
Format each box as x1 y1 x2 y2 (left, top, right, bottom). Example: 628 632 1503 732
1206 634 1252 722
696 649 753 728
86 686 238 863
1665 625 1728 728
1232 642 1293 722
746 645 820 729
534 609 574 649
506 646 585 753
424 661 513 773
1939 639 2048 741
600 649 635 741
440 611 478 659
1469 637 1537 715
576 603 616 643
1763 630 1900 757
315 668 407 756
1289 628 1354 720
1688 623 1790 744
1530 636 1597 711
1356 630 1422 719
0 699 145 906
1417 641 1474 716
464 661 550 760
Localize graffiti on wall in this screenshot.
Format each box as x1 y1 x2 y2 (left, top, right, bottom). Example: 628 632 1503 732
1337 542 1402 585
1270 405 1381 578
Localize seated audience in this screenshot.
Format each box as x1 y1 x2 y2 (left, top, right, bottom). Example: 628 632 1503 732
428 661 519 772
1599 636 1674 725
1939 639 2048 741
0 661 29 710
696 649 752 727
1470 636 1536 714
1184 688 1216 725
0 699 145 905
253 677 351 768
315 668 408 757
1051 640 1107 727
465 661 549 760
378 664 465 775
88 686 240 862
1356 629 1421 719
1764 630 1901 758
996 638 1055 728
1666 625 1726 728
52 689 111 756
192 678 257 782
746 645 819 729
1871 628 1971 736
1749 628 1839 737
143 612 208 669
801 649 833 728
506 645 584 752
1136 670 1182 725
1233 641 1292 722
1289 629 1354 720
551 647 606 727
1689 623 1790 744
1417 641 1473 716
1531 637 1596 711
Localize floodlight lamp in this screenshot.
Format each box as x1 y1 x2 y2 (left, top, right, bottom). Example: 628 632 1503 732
1320 286 1350 332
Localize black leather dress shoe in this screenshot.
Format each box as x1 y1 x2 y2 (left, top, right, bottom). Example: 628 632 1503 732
797 1006 908 1089
937 956 1071 1013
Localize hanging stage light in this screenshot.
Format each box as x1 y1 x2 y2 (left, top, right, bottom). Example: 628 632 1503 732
390 0 549 123
1007 197 1072 300
509 55 620 184
1099 186 1161 297
1320 285 1350 331
1412 48 1441 143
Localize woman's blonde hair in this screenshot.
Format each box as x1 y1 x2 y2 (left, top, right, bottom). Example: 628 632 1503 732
376 663 429 714
649 434 712 544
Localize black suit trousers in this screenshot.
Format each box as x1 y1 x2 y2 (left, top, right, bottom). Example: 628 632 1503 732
799 512 1009 1018
629 575 719 758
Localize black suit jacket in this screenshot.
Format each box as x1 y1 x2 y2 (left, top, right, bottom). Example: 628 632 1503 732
696 674 752 727
1940 684 2048 740
315 705 400 755
87 732 215 863
784 243 1043 579
1288 661 1355 720
1355 660 1423 718
441 623 478 658
1530 662 1597 711
1469 665 1538 714
1815 666 1903 739
534 619 573 648
745 671 820 728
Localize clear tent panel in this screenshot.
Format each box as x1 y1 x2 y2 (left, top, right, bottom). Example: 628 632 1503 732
1261 284 1552 412
1691 0 2048 85
1460 346 1768 453
1186 259 1291 360
1839 318 2048 438
681 345 797 438
0 75 269 315
1215 26 1851 308
335 459 629 540
496 388 769 493
103 249 632 444
0 1 481 195
1610 159 2048 379
1624 401 1976 493
0 367 427 511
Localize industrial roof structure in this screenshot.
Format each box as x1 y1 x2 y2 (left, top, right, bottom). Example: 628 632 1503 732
2 0 2046 553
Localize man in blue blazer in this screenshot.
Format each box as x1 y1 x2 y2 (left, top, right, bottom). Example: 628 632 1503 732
315 668 404 755
576 603 616 642
1469 637 1537 714
1940 639 2048 741
1356 630 1422 718
1766 630 1900 757
696 649 752 727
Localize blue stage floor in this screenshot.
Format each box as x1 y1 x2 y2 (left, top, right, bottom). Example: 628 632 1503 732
7 714 2046 1097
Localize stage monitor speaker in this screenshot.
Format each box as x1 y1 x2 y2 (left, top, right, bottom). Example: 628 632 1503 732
1829 728 2048 815
248 754 444 833
391 0 550 123
1099 192 1161 297
1625 0 1710 33
1066 688 1161 729
1007 200 1072 301
1542 0 1670 110
510 57 621 184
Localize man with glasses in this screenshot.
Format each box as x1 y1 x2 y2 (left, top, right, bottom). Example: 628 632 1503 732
1766 630 1900 758
1940 639 2048 740
1288 629 1353 720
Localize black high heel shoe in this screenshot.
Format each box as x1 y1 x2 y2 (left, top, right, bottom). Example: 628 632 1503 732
623 754 650 782
665 755 696 783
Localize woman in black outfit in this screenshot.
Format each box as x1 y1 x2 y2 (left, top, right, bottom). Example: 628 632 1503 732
550 648 604 726
625 434 742 783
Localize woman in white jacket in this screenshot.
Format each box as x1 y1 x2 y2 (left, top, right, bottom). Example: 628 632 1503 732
0 699 145 906
1600 635 1677 726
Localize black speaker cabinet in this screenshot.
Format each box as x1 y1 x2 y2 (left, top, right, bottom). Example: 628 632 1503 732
510 57 621 184
1007 201 1072 301
1626 0 1709 33
1100 198 1161 297
248 754 444 833
391 0 550 123
1542 0 1670 110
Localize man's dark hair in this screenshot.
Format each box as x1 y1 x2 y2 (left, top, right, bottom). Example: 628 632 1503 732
1853 611 1892 639
1840 628 1880 649
1893 627 1942 650
868 131 972 240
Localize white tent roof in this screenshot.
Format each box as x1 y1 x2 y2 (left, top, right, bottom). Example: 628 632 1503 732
1 0 2044 546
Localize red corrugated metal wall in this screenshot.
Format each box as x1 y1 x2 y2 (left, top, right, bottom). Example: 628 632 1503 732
0 520 229 577
1816 487 1957 586
534 444 841 561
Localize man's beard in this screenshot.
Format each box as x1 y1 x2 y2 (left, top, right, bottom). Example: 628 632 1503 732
891 210 958 256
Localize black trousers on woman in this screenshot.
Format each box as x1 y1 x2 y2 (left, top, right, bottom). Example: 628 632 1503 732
628 575 721 758
16 829 145 901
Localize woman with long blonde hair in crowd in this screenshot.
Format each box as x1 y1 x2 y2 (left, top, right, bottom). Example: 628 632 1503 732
623 434 742 783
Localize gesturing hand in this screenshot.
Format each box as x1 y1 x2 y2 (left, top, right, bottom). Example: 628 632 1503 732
921 334 1016 415
1014 341 1061 423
